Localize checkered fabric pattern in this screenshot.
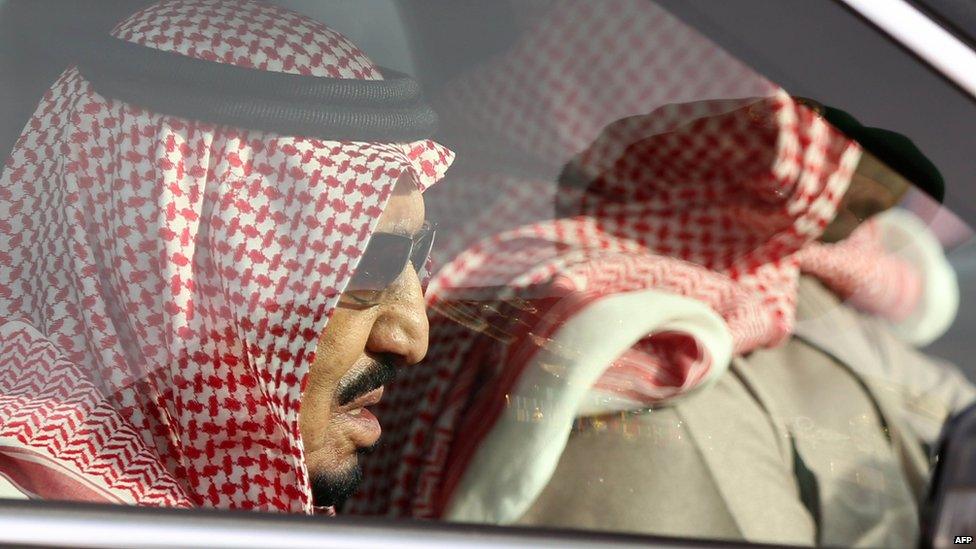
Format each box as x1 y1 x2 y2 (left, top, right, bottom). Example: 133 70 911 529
350 0 919 520
797 221 923 322
0 0 452 513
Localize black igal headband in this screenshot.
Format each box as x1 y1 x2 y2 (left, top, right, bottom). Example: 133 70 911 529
75 36 438 142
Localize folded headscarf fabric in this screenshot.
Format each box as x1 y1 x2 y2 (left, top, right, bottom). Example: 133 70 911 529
800 207 958 347
798 215 923 325
0 0 453 513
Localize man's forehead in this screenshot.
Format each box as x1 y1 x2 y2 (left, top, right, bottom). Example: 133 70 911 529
856 152 912 194
383 215 424 237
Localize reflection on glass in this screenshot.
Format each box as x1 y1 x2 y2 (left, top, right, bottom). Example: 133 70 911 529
0 0 973 547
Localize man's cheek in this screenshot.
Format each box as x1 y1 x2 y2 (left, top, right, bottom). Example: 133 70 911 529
307 414 361 478
299 373 338 451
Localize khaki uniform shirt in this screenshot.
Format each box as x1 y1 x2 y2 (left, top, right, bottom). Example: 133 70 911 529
517 277 975 546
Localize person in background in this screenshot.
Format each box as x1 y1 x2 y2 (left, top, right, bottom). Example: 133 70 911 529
349 0 974 546
515 100 974 546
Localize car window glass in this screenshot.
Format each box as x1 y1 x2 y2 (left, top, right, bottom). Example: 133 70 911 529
0 1 973 547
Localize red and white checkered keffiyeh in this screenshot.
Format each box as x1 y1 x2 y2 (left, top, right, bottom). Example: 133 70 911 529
0 0 452 513
350 0 923 523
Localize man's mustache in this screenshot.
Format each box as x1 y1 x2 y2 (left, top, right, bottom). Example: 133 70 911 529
336 357 397 407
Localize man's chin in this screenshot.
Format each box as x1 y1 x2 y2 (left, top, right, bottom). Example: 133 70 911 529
308 444 377 508
310 461 364 509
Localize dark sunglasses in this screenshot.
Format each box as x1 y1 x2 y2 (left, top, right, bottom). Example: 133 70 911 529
342 222 437 306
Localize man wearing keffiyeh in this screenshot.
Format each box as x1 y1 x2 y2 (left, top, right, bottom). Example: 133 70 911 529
0 0 453 514
349 0 975 546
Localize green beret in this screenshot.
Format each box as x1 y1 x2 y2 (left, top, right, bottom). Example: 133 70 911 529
821 105 944 203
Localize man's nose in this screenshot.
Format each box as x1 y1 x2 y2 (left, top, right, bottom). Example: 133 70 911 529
364 268 429 367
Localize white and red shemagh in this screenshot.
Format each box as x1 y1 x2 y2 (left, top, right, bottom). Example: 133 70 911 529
351 0 924 522
0 0 453 513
